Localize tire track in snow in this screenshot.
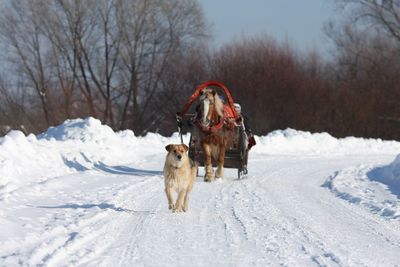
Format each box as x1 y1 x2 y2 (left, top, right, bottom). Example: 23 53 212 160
1 172 161 267
220 158 342 266
116 192 162 266
215 180 255 266
249 162 345 266
220 179 277 266
249 155 400 266
53 177 160 266
81 179 163 267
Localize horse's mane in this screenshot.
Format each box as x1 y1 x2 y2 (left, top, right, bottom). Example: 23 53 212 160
213 92 224 118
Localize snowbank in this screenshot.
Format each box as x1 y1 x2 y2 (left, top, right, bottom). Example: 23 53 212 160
323 155 400 220
0 130 72 197
368 154 400 192
253 128 400 155
1 117 400 199
39 117 119 143
0 118 172 199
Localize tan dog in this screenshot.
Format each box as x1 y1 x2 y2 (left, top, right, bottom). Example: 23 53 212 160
163 144 197 212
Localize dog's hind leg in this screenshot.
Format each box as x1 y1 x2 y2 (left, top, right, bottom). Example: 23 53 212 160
165 187 175 210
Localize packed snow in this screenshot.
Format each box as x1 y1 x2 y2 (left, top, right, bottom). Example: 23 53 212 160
323 154 400 220
1 117 400 266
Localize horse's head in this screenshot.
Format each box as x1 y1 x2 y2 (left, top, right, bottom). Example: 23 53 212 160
198 88 224 127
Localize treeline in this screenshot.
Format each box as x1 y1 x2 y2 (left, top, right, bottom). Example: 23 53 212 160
208 36 400 140
0 0 207 135
0 0 399 140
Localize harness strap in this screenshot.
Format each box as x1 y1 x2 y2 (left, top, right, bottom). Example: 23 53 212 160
194 117 225 134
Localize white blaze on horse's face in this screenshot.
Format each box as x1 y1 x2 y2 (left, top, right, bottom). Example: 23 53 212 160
201 97 210 126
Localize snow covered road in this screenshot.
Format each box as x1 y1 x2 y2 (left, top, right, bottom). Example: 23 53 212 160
1 118 400 266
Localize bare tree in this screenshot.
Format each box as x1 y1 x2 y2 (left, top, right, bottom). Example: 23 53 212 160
115 0 207 134
39 0 106 119
334 0 400 42
0 0 206 134
324 0 400 139
0 0 53 127
0 75 35 133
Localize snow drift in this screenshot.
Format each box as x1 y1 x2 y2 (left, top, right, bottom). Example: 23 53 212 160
323 154 400 220
368 154 400 194
1 117 400 192
253 128 400 155
0 118 161 199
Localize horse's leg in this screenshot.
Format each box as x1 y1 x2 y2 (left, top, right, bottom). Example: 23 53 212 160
215 139 227 178
203 142 214 182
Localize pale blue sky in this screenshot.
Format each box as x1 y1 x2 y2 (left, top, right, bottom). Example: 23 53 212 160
199 0 336 54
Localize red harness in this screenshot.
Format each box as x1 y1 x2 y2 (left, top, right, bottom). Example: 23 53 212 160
194 104 237 133
178 81 240 134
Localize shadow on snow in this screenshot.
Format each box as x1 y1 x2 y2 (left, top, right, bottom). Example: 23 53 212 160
94 162 162 177
367 167 400 198
62 152 162 177
34 203 156 214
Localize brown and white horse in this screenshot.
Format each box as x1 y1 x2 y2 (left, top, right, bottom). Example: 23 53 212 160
195 88 231 182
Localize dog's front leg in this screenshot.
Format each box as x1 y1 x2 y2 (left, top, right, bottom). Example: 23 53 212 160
173 190 185 212
183 191 190 212
165 187 175 210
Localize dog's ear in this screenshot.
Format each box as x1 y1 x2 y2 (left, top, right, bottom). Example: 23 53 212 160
182 144 189 152
165 144 173 152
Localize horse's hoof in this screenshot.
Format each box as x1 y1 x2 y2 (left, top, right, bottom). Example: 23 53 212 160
215 167 224 178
